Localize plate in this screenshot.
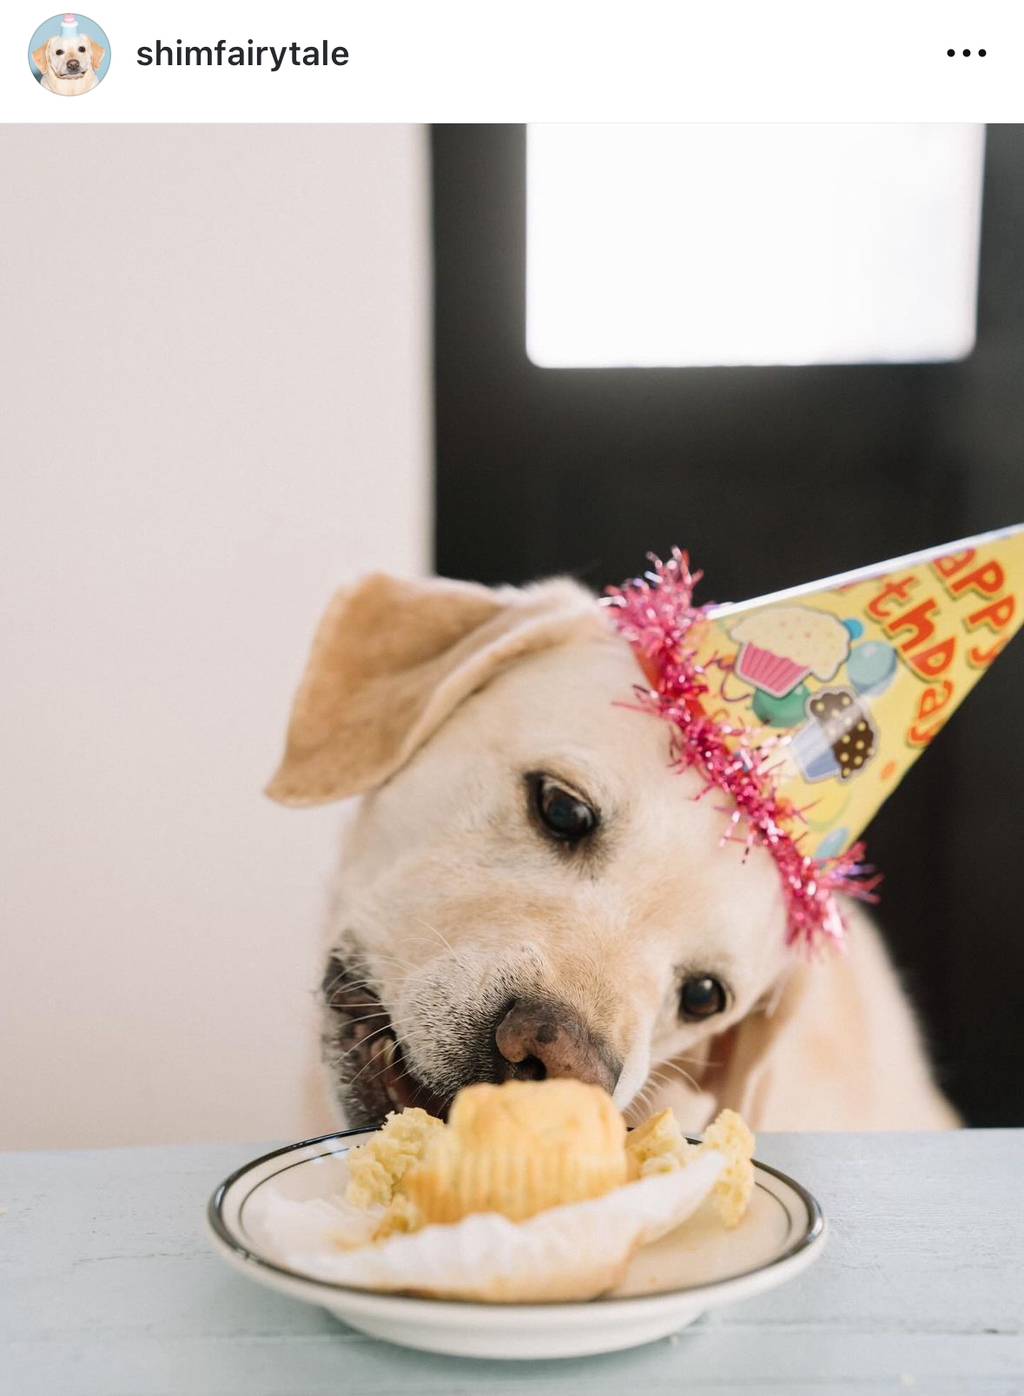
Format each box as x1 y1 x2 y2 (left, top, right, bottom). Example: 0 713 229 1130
207 1126 826 1360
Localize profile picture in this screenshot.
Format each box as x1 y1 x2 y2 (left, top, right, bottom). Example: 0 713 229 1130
29 12 109 96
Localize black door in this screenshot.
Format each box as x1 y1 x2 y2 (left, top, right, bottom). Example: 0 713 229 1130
433 124 1024 1124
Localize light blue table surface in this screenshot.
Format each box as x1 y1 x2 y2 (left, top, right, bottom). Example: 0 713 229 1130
1 1130 1022 1395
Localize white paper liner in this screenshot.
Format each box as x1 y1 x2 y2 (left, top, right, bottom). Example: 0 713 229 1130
261 1149 726 1303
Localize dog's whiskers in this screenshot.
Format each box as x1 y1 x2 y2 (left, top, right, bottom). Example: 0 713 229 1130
322 987 387 1013
629 1081 657 1118
339 1026 393 1064
364 949 420 974
648 1058 703 1094
647 1070 680 1099
333 1009 390 1030
410 916 457 957
340 1026 398 1085
321 966 382 999
358 1051 408 1093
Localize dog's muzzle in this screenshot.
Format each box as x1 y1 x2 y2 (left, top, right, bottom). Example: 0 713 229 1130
493 998 620 1094
321 955 449 1125
322 953 622 1126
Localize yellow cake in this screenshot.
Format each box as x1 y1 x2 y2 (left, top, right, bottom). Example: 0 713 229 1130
702 1107 756 1228
343 1079 754 1241
345 1106 444 1211
402 1079 627 1226
625 1106 694 1178
625 1105 754 1227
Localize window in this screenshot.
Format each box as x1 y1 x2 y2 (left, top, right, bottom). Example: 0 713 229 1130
527 124 985 368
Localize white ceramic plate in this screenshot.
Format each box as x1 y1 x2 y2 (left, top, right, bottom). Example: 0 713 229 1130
207 1126 826 1360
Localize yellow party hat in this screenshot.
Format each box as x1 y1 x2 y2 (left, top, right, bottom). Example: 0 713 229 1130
606 523 1024 948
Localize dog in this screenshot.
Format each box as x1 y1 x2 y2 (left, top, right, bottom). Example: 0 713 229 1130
268 572 959 1132
33 34 104 95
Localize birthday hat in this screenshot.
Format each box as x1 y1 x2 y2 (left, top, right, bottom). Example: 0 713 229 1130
60 14 80 39
607 523 1024 947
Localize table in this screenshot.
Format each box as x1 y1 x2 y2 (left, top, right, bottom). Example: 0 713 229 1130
1 1131 1021 1395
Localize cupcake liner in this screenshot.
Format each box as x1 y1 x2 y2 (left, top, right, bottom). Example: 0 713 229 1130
261 1149 727 1303
735 643 811 698
789 718 841 783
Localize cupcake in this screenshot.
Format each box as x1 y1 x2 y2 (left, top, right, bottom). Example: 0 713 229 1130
268 1082 757 1303
729 606 851 698
791 687 877 784
401 1079 627 1226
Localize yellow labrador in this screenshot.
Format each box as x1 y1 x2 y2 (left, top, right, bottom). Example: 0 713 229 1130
269 573 959 1132
33 33 105 95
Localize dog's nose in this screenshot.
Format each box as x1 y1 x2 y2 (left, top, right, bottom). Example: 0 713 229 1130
66 58 81 71
494 999 619 1094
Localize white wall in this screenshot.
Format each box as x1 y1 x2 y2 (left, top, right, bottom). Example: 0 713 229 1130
0 126 431 1149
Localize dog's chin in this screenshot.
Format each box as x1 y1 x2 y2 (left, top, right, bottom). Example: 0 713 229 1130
322 954 452 1126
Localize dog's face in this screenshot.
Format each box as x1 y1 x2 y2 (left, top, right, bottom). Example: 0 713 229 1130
269 574 794 1127
34 34 104 81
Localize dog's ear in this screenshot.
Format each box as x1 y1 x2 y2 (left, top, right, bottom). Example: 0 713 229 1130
32 43 49 73
266 572 598 807
88 39 105 71
698 965 812 1123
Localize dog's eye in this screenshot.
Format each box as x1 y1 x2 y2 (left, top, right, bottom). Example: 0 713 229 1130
55 48 64 55
532 775 597 844
679 975 727 1021
78 45 86 52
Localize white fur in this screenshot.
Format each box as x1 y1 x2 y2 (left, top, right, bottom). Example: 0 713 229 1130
323 624 958 1131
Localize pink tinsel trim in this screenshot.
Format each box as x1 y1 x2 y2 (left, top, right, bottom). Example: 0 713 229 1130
603 549 880 952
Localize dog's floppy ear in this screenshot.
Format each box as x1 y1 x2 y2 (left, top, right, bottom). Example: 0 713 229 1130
698 965 811 1123
88 39 105 71
32 43 49 74
266 572 598 807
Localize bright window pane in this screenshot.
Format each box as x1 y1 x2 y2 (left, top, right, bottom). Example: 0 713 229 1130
527 125 985 368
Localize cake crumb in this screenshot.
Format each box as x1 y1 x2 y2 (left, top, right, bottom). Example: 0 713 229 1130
625 1108 693 1179
700 1109 755 1228
344 1107 444 1210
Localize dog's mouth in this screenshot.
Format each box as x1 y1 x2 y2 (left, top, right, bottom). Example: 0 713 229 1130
321 955 451 1125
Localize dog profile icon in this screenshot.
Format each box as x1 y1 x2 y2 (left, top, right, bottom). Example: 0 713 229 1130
32 14 106 96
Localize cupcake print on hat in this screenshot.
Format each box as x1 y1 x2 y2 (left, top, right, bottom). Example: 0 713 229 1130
729 606 851 698
790 688 878 784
